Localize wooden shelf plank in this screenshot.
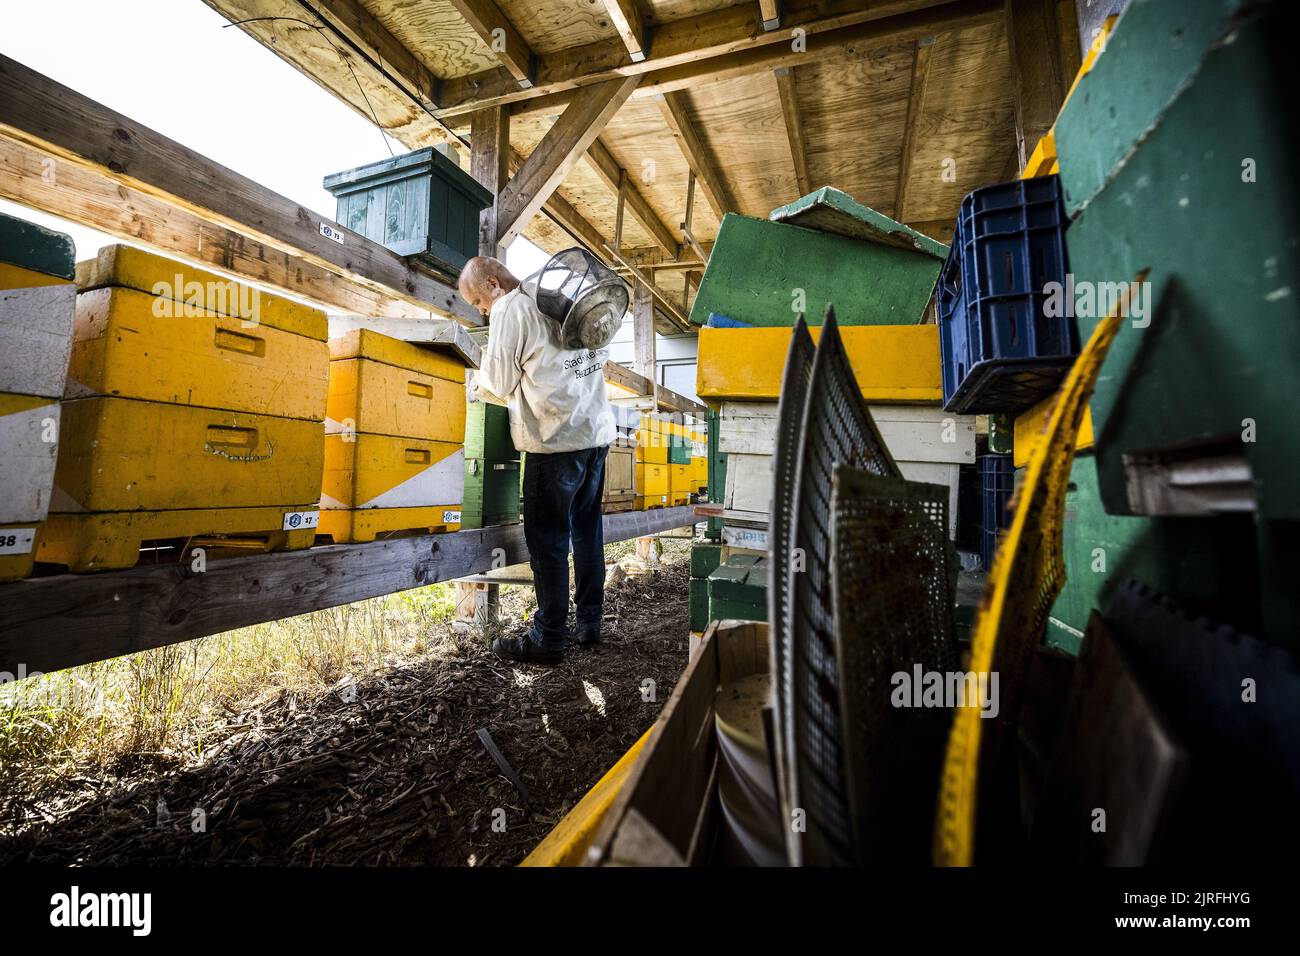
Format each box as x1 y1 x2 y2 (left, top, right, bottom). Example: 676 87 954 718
0 506 699 677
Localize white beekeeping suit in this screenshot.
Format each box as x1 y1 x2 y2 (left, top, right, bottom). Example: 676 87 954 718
469 287 616 454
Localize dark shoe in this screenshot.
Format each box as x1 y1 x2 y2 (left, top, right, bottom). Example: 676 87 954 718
491 633 564 665
571 623 601 647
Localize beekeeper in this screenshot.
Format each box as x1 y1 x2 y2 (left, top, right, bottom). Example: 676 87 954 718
458 255 616 665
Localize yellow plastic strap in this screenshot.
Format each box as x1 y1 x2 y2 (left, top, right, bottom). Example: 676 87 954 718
933 272 1147 866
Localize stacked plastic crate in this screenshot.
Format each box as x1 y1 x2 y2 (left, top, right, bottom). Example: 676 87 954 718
318 329 467 542
0 213 76 580
40 246 328 572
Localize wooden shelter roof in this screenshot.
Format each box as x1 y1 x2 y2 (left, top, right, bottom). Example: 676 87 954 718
202 0 1079 331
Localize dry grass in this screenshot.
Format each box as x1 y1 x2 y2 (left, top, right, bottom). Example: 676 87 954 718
0 536 691 794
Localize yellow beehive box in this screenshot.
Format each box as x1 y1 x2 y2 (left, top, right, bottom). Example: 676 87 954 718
326 330 466 442
321 433 464 511
317 506 461 544
635 461 670 507
66 286 328 420
669 462 692 504
76 245 328 340
691 455 708 489
51 397 324 512
39 506 317 573
696 325 942 403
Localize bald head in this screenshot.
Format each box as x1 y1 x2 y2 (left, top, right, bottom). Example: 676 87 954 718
458 256 519 320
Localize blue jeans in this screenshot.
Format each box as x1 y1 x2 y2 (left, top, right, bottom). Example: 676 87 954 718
522 445 608 650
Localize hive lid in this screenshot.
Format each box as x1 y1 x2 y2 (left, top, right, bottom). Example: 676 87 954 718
328 316 481 369
769 187 949 259
0 211 75 281
75 245 328 341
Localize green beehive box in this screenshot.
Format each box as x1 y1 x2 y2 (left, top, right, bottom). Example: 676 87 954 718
690 542 722 579
1055 0 1300 522
464 402 517 460
324 147 492 278
0 212 76 279
461 459 520 529
1046 456 1261 654
689 578 710 632
688 207 944 328
708 555 768 622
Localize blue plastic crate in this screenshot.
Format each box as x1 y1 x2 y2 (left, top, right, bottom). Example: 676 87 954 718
979 454 1016 571
939 175 1077 414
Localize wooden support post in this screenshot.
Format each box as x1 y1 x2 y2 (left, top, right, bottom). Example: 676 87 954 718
471 106 510 257
455 580 500 628
1003 0 1072 173
633 279 656 379
636 536 663 564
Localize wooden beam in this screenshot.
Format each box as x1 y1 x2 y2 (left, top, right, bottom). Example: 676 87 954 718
657 92 734 219
0 54 480 324
605 245 690 331
531 171 614 263
601 0 649 63
435 0 994 119
0 136 450 321
1003 0 1071 173
605 362 705 415
496 76 639 247
304 0 442 108
470 106 510 256
773 66 811 197
585 138 678 256
759 0 783 30
447 0 536 87
0 507 699 677
893 36 934 222
632 280 656 379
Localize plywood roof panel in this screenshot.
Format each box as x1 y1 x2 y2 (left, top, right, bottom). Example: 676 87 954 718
904 21 1014 224
681 73 796 219
496 0 622 54
358 0 502 78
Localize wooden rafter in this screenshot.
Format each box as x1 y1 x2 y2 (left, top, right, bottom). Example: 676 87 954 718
893 36 934 222
496 76 639 247
773 66 811 197
0 53 478 323
435 0 997 120
601 0 649 63
447 0 536 87
0 136 449 321
657 92 734 220
759 0 782 30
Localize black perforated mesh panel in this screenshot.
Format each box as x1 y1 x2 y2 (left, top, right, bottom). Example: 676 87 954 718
830 466 958 864
782 307 902 866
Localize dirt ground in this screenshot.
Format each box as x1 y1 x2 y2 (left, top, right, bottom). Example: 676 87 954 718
0 553 690 866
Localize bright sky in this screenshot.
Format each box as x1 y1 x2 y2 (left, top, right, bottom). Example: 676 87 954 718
0 0 550 306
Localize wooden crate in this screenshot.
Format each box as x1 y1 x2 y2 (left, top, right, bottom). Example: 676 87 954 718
587 619 771 866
